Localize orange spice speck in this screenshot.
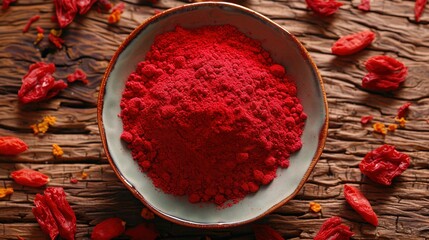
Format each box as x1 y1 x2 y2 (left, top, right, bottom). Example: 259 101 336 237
309 201 322 213
34 32 44 45
0 187 14 198
388 123 398 132
395 117 407 128
81 172 88 179
373 122 387 135
31 115 56 134
52 144 63 157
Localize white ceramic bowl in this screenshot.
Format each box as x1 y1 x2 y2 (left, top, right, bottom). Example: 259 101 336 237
98 2 328 228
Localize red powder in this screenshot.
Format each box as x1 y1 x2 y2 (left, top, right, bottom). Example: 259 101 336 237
120 25 307 206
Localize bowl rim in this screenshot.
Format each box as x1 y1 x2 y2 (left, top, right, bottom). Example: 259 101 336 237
97 1 329 229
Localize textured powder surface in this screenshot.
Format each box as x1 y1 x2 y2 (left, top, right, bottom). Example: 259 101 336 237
120 25 307 206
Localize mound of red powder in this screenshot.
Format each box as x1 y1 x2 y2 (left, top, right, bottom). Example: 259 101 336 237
120 25 306 206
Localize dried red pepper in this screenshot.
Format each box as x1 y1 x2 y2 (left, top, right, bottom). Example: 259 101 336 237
305 0 343 16
253 225 284 240
415 0 427 22
18 62 68 104
54 0 78 28
358 0 370 11
33 187 76 240
91 217 126 240
314 216 354 240
124 223 158 240
360 115 373 125
362 55 408 92
96 0 112 12
359 144 411 185
67 68 89 84
0 136 28 155
397 102 411 119
344 185 378 226
23 15 40 33
11 169 49 187
2 0 16 9
331 30 375 56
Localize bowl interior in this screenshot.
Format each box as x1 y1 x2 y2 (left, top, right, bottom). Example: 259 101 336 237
100 2 327 227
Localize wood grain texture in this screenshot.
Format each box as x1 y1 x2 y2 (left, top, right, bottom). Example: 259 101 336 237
0 0 428 239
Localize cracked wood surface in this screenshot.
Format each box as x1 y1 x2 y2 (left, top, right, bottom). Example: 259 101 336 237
0 0 429 239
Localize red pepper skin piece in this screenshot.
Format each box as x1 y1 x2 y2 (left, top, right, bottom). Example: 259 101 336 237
332 30 375 56
18 62 68 104
2 0 16 9
253 225 284 240
44 188 77 240
360 115 373 125
23 15 40 33
397 102 411 119
344 185 378 226
364 55 405 75
54 0 78 28
0 136 28 155
305 0 343 16
91 217 126 240
314 216 354 240
358 0 370 11
76 0 97 14
415 0 427 22
359 144 411 185
124 223 158 240
48 33 65 49
11 169 49 187
67 68 89 84
32 194 60 240
362 56 408 92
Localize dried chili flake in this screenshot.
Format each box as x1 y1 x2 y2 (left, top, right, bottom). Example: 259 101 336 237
415 0 427 22
18 63 67 104
305 0 343 16
331 30 375 56
31 116 57 135
388 123 398 132
372 122 387 135
2 0 16 10
309 201 322 213
395 117 407 127
0 187 14 198
11 169 49 187
70 178 78 184
91 217 126 240
314 216 354 240
124 223 158 240
33 187 76 240
54 0 78 28
360 115 373 125
52 144 64 157
67 68 89 84
36 26 44 33
141 207 155 220
49 29 65 49
397 102 411 119
253 225 284 240
23 15 41 33
359 144 411 185
358 0 370 11
0 136 28 155
344 185 378 226
362 55 408 92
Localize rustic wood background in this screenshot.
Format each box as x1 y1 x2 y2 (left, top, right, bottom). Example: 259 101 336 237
0 0 428 239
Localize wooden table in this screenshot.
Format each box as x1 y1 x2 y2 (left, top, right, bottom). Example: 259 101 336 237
1 0 428 239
